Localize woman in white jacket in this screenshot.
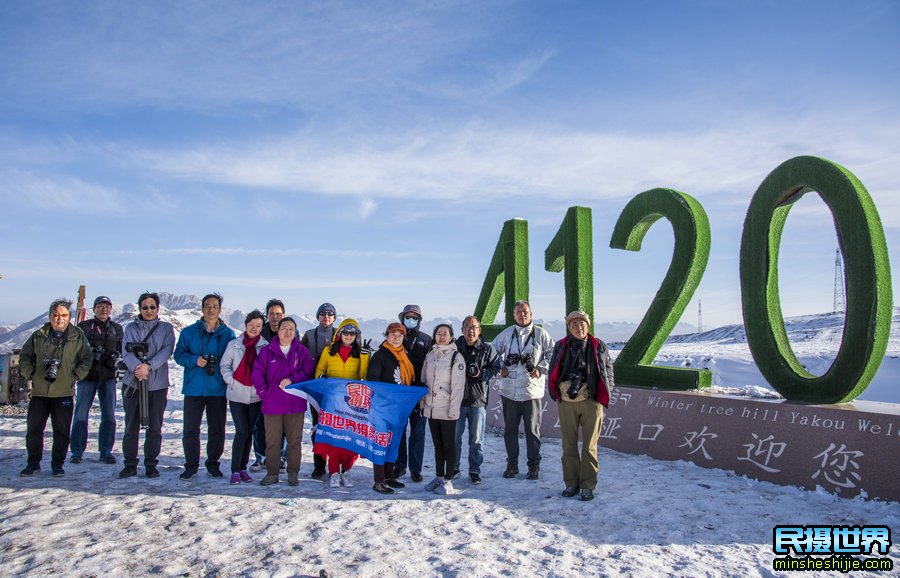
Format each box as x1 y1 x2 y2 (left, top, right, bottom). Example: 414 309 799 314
220 310 268 484
421 323 466 495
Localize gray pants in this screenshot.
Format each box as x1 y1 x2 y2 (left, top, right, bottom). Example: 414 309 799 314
501 396 542 467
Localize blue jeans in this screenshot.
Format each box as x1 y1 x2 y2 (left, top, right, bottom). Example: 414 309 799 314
455 406 486 474
396 410 426 475
70 379 117 457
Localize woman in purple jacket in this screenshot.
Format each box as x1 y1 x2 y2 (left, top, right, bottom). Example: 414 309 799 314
252 317 315 487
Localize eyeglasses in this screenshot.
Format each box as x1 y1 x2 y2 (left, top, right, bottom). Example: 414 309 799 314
50 313 70 319
141 305 158 311
319 312 335 317
341 329 359 336
404 316 419 321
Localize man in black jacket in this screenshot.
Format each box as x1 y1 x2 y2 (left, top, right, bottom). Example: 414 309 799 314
70 296 123 465
394 304 432 482
453 315 500 484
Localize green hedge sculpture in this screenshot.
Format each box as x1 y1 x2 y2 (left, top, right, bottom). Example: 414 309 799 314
474 218 529 341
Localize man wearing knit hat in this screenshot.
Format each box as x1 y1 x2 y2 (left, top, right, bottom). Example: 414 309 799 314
301 301 338 480
546 310 614 502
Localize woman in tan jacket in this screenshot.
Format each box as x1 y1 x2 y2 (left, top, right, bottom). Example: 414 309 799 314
421 323 466 495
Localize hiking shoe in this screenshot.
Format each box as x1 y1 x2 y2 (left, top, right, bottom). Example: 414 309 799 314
119 466 138 479
206 465 223 478
260 474 279 486
180 467 198 481
19 464 40 476
525 465 540 480
249 458 264 472
434 479 453 495
502 465 519 478
100 453 117 464
230 473 242 485
580 489 595 502
239 470 252 483
311 468 326 481
410 472 423 483
373 482 395 495
70 455 83 464
146 467 160 479
341 471 353 487
52 466 65 477
469 473 482 485
562 486 579 498
385 478 405 489
424 476 443 492
288 472 299 486
330 473 341 488
392 467 407 479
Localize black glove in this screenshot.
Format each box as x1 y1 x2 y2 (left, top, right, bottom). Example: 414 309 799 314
361 339 373 355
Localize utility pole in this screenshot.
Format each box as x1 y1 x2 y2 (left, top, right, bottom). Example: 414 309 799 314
697 300 703 334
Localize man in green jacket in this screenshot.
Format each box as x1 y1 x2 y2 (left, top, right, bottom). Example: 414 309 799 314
19 298 93 477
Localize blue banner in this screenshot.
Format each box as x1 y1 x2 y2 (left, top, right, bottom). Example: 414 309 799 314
285 378 426 465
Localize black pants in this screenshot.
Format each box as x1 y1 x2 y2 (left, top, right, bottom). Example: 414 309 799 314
122 387 168 468
501 396 542 467
428 418 457 478
229 401 261 473
26 396 74 468
310 407 326 472
182 395 227 470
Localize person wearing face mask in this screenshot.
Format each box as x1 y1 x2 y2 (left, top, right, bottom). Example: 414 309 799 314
313 318 371 488
393 304 432 483
547 310 614 502
174 292 236 480
301 302 338 480
366 322 414 494
494 300 554 481
220 310 268 484
118 292 176 479
453 315 501 484
19 298 93 477
421 324 466 495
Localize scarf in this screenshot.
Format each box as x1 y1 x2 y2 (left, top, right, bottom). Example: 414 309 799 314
338 344 353 363
233 332 261 386
382 340 414 385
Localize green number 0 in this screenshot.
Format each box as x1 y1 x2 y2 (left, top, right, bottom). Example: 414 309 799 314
609 188 713 390
740 156 893 403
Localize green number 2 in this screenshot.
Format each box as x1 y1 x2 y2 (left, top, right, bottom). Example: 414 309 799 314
609 188 713 390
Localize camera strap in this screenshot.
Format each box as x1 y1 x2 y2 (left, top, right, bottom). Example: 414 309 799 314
141 320 161 346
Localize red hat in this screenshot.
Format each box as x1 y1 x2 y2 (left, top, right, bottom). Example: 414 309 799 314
385 322 407 337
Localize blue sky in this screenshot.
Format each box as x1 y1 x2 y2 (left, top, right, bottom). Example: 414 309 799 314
1 0 898 328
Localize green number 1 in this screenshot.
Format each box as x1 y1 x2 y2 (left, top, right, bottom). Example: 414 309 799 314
609 188 712 390
545 206 594 323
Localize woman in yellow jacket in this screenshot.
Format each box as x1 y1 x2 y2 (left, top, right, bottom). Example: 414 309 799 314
314 318 370 488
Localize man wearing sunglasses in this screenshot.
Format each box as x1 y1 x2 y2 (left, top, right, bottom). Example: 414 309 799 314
301 302 338 480
119 292 176 479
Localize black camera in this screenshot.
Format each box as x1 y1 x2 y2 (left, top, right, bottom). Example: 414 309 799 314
202 355 217 376
125 342 149 363
92 346 105 363
566 376 583 400
43 357 61 382
466 362 480 378
505 354 535 373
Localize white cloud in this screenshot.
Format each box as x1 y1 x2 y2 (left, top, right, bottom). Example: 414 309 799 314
0 170 126 214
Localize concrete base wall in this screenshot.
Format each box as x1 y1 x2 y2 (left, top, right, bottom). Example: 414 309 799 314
486 385 900 502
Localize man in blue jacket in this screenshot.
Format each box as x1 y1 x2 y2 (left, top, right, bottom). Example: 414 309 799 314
174 293 235 480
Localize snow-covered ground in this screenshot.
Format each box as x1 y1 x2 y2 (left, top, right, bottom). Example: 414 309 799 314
1 368 898 577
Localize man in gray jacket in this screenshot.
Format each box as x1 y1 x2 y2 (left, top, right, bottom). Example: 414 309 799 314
119 292 176 479
493 300 554 480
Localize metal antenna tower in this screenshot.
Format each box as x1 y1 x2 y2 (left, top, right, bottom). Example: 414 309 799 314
697 300 703 334
833 248 845 313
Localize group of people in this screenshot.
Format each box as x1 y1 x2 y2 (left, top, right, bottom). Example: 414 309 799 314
18 293 614 501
